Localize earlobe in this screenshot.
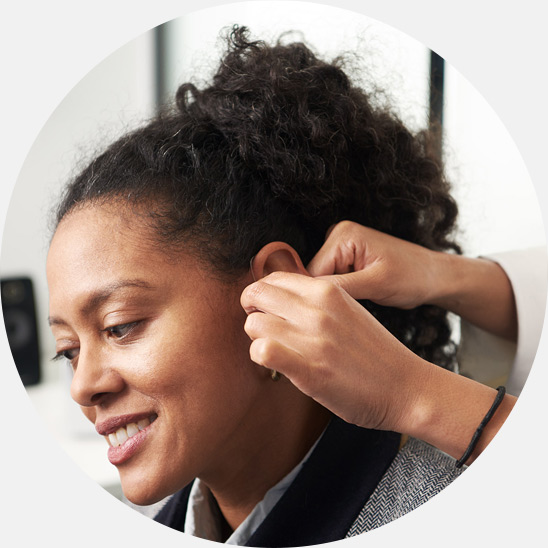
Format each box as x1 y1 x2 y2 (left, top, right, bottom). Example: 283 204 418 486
251 242 309 280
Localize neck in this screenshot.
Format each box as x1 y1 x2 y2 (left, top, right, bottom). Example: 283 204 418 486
199 382 331 533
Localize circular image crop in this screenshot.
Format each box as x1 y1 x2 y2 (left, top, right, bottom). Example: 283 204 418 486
1 2 546 546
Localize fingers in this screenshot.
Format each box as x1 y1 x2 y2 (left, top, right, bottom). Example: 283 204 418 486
249 337 305 377
242 279 356 346
307 220 368 277
241 275 345 385
245 313 316 391
241 274 300 317
249 337 320 397
315 270 382 301
241 271 325 315
307 238 354 278
244 310 293 345
242 277 313 363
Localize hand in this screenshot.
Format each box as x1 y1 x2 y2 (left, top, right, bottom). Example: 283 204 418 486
240 271 516 463
240 271 429 432
307 221 442 309
307 221 517 340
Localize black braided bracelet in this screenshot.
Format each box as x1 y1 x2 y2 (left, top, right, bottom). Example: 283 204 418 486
455 385 506 469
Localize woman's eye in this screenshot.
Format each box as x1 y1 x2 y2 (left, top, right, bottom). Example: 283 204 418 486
104 321 140 339
52 348 79 362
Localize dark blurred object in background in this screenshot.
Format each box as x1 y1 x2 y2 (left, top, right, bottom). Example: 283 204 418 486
1 277 41 386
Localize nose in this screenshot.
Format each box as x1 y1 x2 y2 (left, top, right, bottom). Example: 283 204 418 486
70 345 125 407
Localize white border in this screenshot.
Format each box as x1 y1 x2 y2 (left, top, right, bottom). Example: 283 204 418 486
1 1 546 546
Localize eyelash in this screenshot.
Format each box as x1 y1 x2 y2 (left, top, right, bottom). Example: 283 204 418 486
102 321 140 340
51 349 78 363
51 321 142 362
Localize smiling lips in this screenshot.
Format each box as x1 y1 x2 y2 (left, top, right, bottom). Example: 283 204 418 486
98 413 158 465
107 416 155 447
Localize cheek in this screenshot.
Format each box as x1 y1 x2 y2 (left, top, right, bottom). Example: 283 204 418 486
161 322 260 415
167 295 252 371
122 312 253 396
118 293 261 410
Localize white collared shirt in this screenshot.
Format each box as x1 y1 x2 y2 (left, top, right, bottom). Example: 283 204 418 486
184 431 324 544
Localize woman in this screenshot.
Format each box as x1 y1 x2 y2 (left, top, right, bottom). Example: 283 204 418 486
47 26 515 544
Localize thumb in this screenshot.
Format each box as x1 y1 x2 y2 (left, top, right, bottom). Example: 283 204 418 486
315 270 379 300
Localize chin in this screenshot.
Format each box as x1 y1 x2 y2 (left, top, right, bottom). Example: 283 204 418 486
121 483 171 507
125 491 164 507
118 470 177 507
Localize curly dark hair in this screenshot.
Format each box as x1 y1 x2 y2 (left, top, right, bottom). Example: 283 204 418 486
54 26 461 369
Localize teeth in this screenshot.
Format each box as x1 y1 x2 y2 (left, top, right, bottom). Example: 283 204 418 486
105 416 156 447
116 427 129 444
137 418 150 431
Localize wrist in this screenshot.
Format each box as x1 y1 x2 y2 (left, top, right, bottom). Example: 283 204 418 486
389 355 440 439
425 253 517 340
424 251 463 309
400 360 517 461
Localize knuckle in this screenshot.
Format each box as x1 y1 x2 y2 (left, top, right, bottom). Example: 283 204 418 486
315 279 340 302
244 311 265 336
252 338 276 366
328 275 344 291
243 281 266 305
336 219 354 233
265 271 284 281
331 219 359 240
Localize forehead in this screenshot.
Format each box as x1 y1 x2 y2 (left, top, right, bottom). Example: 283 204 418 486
49 204 157 269
46 204 197 305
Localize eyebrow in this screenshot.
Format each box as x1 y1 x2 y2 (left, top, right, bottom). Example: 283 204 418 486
48 279 154 327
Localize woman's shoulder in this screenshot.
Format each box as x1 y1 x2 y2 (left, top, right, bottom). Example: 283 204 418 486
347 438 464 536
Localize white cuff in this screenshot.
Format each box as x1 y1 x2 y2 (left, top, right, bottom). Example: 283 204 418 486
484 247 547 396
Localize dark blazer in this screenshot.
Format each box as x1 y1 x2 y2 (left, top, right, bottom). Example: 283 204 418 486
154 418 401 547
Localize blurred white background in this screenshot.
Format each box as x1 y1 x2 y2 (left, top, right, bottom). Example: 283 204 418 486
1 1 547 547
1 0 545 505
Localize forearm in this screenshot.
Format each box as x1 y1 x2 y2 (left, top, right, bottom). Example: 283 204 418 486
402 358 516 464
429 253 518 341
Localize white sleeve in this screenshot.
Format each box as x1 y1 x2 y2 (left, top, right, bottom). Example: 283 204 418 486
457 247 547 396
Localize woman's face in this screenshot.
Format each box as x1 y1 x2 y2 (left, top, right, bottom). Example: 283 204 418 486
46 204 269 505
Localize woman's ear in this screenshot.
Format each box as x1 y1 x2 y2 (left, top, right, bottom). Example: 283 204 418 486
251 242 309 280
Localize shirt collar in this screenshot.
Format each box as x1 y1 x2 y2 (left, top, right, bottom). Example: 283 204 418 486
184 428 325 544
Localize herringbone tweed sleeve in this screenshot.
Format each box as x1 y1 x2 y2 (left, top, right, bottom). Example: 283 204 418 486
346 437 464 535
